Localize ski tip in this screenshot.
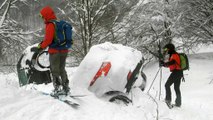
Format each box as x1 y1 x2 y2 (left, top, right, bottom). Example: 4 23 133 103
69 95 87 98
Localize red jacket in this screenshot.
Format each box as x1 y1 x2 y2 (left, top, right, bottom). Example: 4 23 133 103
168 53 181 71
40 6 69 54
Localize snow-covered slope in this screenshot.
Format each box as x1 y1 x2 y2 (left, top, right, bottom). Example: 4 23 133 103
0 52 213 120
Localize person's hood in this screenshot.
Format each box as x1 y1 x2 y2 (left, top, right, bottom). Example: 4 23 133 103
168 49 176 55
40 6 57 23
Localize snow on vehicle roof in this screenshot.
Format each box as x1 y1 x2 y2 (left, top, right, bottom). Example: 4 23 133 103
71 42 143 96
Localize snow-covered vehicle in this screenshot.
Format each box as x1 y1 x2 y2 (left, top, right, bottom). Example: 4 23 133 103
71 42 147 104
17 43 51 86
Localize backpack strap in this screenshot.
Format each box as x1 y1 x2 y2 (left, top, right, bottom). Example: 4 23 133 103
47 20 59 42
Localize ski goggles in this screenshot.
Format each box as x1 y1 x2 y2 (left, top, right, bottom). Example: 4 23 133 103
163 48 169 52
39 13 44 19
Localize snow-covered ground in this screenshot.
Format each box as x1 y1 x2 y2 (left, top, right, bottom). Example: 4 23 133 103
0 50 213 120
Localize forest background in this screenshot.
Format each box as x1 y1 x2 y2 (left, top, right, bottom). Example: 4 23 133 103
0 0 212 69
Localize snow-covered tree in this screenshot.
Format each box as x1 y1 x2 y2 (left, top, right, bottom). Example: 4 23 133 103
177 0 213 48
2 0 211 66
54 0 139 63
0 0 34 65
120 0 182 61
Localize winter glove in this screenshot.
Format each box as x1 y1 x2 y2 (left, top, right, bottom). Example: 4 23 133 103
31 45 42 53
159 61 165 67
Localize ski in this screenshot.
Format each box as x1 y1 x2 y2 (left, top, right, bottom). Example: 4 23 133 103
55 96 80 108
40 92 80 108
69 94 87 98
40 91 86 98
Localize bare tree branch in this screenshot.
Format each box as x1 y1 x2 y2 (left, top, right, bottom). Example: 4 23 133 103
0 0 11 28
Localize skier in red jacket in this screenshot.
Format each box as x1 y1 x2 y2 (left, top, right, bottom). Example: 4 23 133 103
160 43 183 107
33 6 70 95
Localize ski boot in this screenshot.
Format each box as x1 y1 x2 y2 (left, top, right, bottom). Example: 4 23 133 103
165 100 173 109
61 79 70 96
50 86 60 97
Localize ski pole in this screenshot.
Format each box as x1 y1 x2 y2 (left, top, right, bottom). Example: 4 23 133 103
147 67 162 94
158 67 162 100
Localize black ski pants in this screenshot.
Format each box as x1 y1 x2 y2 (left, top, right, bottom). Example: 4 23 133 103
165 70 183 106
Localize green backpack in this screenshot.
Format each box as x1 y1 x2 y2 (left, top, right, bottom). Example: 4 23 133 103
179 53 189 71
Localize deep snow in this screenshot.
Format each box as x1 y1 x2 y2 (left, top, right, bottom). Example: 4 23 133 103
0 45 213 120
